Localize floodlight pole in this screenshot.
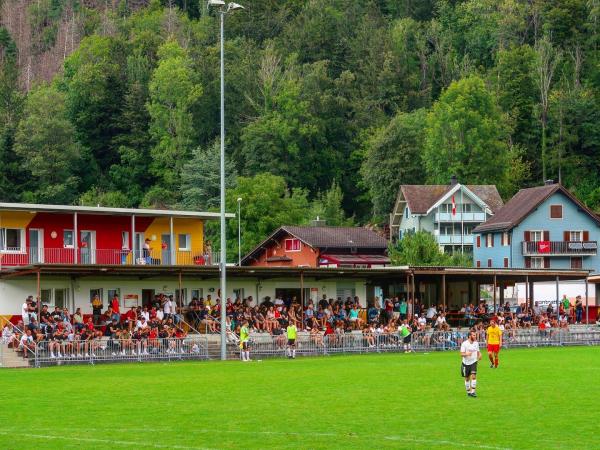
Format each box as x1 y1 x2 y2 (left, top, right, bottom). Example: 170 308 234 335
219 8 227 361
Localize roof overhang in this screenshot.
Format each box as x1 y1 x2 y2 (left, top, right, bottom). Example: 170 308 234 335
0 264 588 283
0 202 234 220
426 184 491 215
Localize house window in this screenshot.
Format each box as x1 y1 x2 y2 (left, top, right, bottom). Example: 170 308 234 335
550 205 563 219
191 289 203 303
571 257 583 269
121 231 130 249
476 260 481 268
284 238 301 252
476 236 481 248
41 289 52 304
0 228 25 252
531 257 544 269
404 207 409 219
486 234 494 247
530 231 543 242
569 231 583 242
502 232 510 246
54 288 68 308
463 203 473 212
503 258 509 268
464 225 474 235
63 230 74 248
487 259 492 268
178 234 191 251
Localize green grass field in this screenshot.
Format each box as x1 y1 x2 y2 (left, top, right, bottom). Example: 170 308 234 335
0 347 598 449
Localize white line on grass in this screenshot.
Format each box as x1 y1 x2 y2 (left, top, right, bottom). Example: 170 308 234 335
0 431 216 450
1 428 512 450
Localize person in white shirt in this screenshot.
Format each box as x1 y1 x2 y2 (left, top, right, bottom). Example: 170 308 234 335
417 314 427 328
435 314 447 329
426 306 437 320
136 317 149 330
163 297 173 318
21 298 32 325
460 330 481 398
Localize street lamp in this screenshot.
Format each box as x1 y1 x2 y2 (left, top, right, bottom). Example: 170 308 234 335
237 197 242 266
207 0 245 361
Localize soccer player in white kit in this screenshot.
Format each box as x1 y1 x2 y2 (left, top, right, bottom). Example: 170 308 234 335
460 330 482 398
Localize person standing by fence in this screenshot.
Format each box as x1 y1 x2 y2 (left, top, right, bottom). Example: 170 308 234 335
240 320 251 362
286 321 297 359
400 320 412 353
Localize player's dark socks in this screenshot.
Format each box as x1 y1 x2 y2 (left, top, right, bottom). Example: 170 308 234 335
469 392 477 398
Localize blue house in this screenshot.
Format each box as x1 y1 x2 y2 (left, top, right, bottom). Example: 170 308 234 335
473 182 600 272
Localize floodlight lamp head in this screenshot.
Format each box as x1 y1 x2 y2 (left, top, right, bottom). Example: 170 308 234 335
227 2 245 12
207 0 225 9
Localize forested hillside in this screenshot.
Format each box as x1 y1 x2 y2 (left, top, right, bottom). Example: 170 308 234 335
1 0 600 255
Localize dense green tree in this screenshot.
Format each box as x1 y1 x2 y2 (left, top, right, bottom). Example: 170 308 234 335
310 181 353 226
424 75 526 197
205 173 311 261
361 109 427 218
147 39 202 194
179 140 238 211
389 231 471 266
14 84 81 203
0 27 25 202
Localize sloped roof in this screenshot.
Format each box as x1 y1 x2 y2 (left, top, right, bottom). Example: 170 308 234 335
400 185 503 214
281 226 388 249
241 226 388 265
473 184 600 233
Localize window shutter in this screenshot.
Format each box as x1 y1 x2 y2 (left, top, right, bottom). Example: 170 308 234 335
563 231 570 241
487 259 492 268
503 258 509 268
491 234 494 247
508 233 511 245
525 257 531 268
476 260 481 268
544 257 550 268
524 231 530 242
583 231 589 241
543 231 550 241
476 236 480 248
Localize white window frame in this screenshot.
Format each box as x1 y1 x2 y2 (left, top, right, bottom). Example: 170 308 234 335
531 257 544 269
0 227 26 253
549 204 563 219
569 230 583 242
178 233 191 251
462 203 473 213
284 238 301 252
63 229 74 248
530 230 543 242
486 234 494 247
502 232 510 246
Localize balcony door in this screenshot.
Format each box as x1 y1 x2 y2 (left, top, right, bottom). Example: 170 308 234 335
161 233 171 264
80 230 96 264
530 230 543 242
28 229 44 264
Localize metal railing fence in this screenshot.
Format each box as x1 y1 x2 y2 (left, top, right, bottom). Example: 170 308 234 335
238 328 600 359
33 336 209 367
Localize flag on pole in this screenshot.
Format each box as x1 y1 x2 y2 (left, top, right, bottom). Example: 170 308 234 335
452 195 456 216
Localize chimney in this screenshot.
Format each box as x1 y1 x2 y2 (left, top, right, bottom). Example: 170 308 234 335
450 175 458 186
544 179 555 186
311 216 327 227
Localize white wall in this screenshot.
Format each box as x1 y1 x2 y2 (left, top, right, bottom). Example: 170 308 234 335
0 276 368 315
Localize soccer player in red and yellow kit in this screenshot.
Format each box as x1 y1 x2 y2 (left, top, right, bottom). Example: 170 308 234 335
486 318 503 368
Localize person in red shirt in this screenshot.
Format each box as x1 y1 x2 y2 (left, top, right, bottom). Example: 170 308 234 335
111 295 121 322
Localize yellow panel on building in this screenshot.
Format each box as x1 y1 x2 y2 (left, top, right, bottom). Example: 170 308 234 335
0 211 37 229
143 217 204 264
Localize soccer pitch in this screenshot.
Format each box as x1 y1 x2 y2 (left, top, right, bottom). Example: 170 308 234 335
1 347 597 450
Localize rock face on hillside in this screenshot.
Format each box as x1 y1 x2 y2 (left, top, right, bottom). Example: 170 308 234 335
0 0 148 90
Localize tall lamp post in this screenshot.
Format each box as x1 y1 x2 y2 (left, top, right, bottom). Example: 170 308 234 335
207 0 245 361
237 197 242 266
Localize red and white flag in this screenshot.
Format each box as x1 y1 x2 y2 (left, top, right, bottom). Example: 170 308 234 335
451 195 456 216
